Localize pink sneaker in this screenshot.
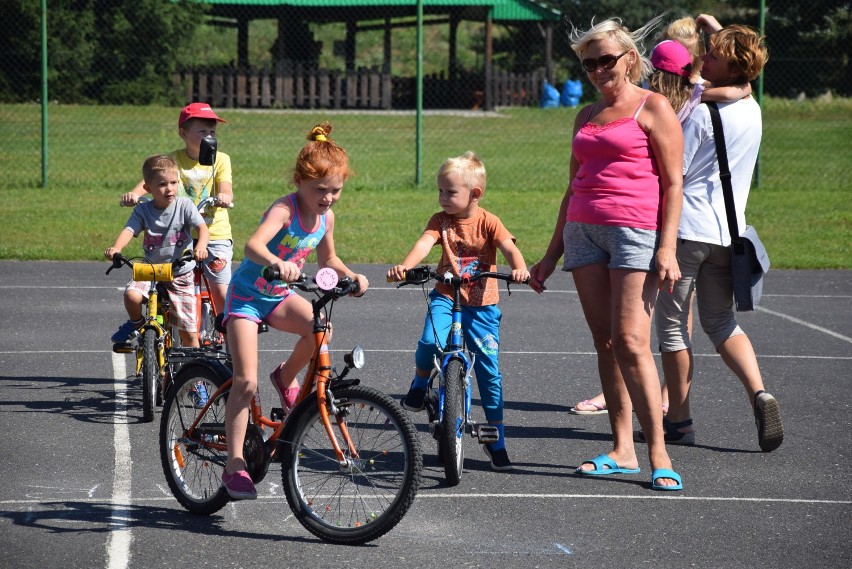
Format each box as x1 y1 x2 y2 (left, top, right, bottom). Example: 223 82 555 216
270 362 301 413
221 469 257 500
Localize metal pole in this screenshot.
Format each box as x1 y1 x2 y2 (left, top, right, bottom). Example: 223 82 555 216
41 0 48 187
755 0 765 187
415 0 423 186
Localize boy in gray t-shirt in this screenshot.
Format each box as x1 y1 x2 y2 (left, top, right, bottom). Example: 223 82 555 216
105 154 209 346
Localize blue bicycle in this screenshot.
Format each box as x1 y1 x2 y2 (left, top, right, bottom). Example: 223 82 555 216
394 266 525 486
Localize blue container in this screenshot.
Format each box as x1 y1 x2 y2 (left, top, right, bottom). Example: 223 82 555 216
561 79 583 108
540 80 560 108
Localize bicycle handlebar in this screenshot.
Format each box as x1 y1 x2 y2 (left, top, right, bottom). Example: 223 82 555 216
105 250 194 275
391 266 530 288
261 266 361 298
120 196 234 209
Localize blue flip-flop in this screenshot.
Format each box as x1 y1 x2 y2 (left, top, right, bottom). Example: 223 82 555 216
576 454 641 476
651 468 683 491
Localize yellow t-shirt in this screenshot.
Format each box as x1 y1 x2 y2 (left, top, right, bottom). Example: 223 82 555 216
170 149 233 241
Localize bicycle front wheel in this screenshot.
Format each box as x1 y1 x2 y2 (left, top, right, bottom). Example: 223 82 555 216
160 365 230 515
440 357 466 486
281 385 422 545
141 328 158 422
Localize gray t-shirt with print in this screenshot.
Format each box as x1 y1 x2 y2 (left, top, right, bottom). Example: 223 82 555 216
124 197 203 276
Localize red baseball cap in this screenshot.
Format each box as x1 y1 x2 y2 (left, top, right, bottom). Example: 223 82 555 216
178 102 227 127
650 40 692 78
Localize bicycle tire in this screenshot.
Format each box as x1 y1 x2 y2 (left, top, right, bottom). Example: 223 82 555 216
280 385 422 545
141 328 158 422
440 357 466 486
159 365 230 515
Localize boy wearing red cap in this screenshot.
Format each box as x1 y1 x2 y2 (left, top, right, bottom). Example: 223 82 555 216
121 102 234 322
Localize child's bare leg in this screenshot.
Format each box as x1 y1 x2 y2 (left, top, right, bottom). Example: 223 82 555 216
224 317 260 474
266 296 315 401
124 290 144 321
179 328 199 348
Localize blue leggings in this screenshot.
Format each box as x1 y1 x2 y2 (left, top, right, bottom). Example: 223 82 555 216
415 290 504 422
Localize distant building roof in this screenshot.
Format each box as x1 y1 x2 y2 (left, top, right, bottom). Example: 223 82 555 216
200 0 560 22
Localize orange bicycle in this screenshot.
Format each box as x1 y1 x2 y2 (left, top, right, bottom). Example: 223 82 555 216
192 195 232 349
159 268 422 545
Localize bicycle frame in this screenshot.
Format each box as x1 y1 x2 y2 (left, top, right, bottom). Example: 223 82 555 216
182 276 361 466
136 279 169 375
433 283 476 433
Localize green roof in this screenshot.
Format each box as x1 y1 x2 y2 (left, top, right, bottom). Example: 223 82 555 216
198 0 560 22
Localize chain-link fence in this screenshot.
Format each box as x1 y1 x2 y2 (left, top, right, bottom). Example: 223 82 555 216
1 1 849 202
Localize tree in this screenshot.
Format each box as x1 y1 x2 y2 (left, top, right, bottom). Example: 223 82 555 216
0 0 204 104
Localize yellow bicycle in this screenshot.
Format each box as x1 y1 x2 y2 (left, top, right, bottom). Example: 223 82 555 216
107 251 193 422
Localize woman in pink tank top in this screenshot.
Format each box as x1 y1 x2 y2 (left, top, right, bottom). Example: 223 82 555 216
529 16 685 491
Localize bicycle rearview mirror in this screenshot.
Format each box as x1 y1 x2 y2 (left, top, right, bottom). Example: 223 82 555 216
199 135 217 166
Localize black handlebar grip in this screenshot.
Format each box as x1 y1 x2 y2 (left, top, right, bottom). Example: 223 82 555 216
262 266 280 281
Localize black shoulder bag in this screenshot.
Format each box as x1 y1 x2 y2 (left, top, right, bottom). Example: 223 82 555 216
706 102 770 311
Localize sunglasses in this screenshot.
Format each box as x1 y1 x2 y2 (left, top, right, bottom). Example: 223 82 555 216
581 51 629 73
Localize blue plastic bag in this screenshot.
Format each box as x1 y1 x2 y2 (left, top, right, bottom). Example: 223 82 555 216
561 79 583 107
540 80 560 109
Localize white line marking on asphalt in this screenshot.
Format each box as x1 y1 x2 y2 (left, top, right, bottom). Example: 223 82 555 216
3 493 850 506
0 284 850 299
757 305 852 344
107 352 131 569
555 543 573 555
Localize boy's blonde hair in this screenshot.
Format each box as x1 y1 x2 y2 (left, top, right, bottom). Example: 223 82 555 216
142 154 178 184
438 151 486 193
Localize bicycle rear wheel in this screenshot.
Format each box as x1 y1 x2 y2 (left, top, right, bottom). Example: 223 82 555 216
160 365 230 515
280 385 422 545
440 358 465 486
141 328 158 422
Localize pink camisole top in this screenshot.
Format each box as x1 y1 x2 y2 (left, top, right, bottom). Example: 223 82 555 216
568 93 662 230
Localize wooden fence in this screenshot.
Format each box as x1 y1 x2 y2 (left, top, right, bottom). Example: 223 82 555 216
173 63 547 111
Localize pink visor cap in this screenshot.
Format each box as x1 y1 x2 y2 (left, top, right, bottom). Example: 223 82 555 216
650 40 692 77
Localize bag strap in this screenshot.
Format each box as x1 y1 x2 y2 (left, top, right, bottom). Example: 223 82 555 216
706 102 744 254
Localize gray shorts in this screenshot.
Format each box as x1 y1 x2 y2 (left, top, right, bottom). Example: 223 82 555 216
562 222 659 272
202 239 233 284
655 239 744 351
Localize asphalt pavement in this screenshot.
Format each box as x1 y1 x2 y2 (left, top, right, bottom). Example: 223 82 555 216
0 261 850 568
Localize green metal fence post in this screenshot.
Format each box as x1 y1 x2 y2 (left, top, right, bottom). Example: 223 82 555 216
41 0 48 188
755 0 765 188
415 0 423 186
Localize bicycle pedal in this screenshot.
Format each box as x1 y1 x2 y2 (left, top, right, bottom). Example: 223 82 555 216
475 425 500 444
112 342 133 354
429 420 441 440
270 407 285 423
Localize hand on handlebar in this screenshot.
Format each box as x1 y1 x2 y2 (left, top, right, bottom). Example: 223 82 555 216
511 268 531 285
104 247 122 262
351 274 369 297
193 245 208 262
213 194 233 208
120 193 143 207
264 260 303 283
386 264 408 283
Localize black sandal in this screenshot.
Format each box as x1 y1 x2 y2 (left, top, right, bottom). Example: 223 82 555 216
634 417 695 445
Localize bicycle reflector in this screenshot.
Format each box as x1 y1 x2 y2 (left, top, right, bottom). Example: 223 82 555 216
133 263 173 282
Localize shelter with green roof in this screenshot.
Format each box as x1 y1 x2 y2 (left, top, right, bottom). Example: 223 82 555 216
183 0 562 110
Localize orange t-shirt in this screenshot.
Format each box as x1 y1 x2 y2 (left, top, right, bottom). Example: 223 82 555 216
423 208 515 307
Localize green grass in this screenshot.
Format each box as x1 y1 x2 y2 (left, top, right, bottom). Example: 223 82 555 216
1 99 850 268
